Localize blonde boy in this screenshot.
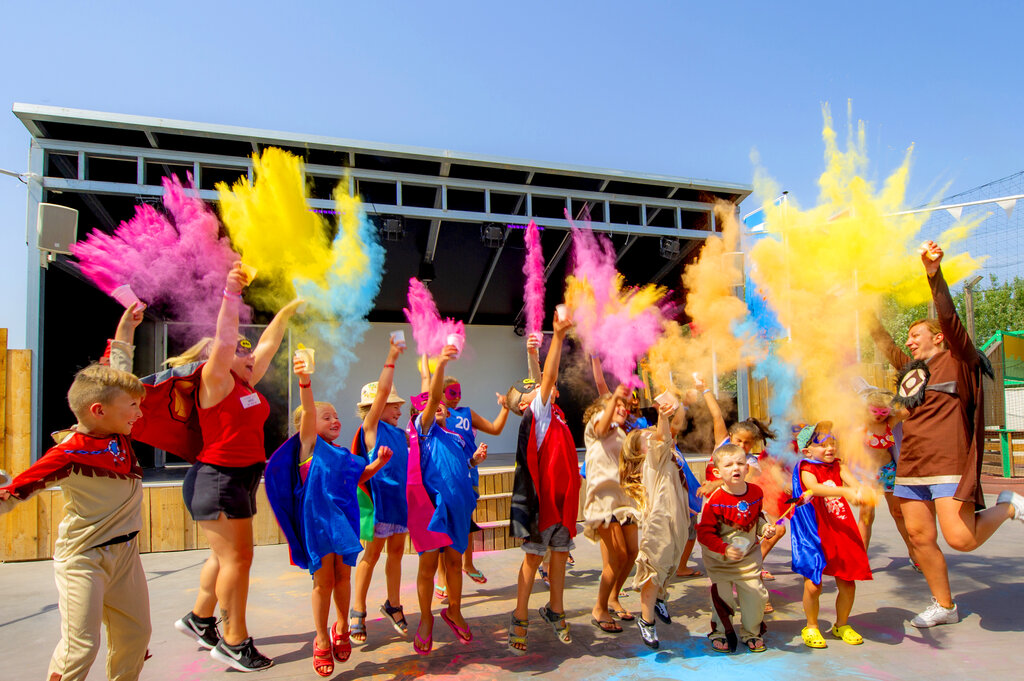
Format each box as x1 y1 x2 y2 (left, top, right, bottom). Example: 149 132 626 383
696 444 776 653
0 364 150 681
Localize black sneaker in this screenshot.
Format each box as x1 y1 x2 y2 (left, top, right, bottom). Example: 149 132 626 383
210 637 274 672
174 611 221 650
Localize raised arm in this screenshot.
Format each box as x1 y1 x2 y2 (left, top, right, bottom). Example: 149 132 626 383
420 345 457 433
295 355 318 456
591 355 610 396
362 338 404 451
419 353 432 392
251 298 304 385
526 333 542 382
594 384 629 438
540 313 573 405
924 243 977 363
200 263 248 407
110 302 146 373
867 311 910 371
696 374 728 445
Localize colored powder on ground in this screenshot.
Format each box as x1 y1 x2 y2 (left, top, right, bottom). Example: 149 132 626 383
523 220 545 336
403 277 465 356
747 103 985 466
564 214 668 387
71 174 248 342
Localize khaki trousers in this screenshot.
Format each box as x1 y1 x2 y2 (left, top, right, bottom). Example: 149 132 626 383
709 576 768 643
48 537 151 681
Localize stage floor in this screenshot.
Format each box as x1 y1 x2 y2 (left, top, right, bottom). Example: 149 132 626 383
3 494 1022 680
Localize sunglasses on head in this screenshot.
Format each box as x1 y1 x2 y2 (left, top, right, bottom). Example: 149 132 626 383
235 338 253 356
444 383 462 402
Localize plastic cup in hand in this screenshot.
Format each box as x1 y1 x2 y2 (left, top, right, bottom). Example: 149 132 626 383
295 346 316 374
654 390 679 410
0 468 10 486
555 304 569 321
446 334 463 357
918 241 940 261
528 331 543 346
390 330 406 348
729 536 752 554
238 262 258 284
296 301 308 314
110 284 142 309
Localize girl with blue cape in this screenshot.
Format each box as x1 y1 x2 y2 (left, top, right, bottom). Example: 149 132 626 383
265 355 392 677
411 343 486 655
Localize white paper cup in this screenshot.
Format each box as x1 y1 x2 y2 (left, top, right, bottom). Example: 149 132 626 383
729 536 752 554
555 304 569 321
390 330 406 348
528 331 544 345
295 347 316 374
110 284 141 309
296 301 308 314
654 390 679 410
446 333 463 357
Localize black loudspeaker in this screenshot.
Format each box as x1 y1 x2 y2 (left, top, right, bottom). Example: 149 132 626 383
37 203 79 255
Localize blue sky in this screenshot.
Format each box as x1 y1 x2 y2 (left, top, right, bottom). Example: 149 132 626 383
1 1 1021 346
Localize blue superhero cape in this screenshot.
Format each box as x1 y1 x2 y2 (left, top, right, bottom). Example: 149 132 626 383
674 446 703 514
355 421 410 528
416 415 477 553
790 459 827 585
265 435 366 574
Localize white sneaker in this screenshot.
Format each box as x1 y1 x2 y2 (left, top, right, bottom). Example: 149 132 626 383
997 490 1024 524
910 598 959 628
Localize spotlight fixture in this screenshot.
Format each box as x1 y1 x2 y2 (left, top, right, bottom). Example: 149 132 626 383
379 216 405 241
659 237 681 259
418 260 436 283
480 222 506 248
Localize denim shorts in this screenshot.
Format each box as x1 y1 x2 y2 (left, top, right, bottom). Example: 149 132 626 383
894 482 959 501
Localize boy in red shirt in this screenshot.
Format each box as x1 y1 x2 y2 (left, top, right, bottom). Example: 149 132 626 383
697 444 777 653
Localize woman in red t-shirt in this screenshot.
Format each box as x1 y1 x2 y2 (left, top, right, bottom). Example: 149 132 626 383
173 263 302 672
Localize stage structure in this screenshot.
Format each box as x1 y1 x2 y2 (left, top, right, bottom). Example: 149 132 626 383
14 103 751 465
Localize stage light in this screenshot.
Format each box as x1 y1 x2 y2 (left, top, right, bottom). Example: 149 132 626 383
659 237 680 259
480 223 506 248
418 261 436 283
380 216 405 241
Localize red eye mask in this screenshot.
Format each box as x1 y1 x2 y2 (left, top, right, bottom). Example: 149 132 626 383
410 392 429 411
444 383 461 402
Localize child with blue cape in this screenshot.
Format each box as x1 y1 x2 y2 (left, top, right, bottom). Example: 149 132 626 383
412 343 487 655
265 355 392 677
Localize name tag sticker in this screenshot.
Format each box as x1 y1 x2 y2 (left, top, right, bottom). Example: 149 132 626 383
240 393 261 409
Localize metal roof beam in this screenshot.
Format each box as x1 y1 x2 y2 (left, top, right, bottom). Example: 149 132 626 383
467 231 508 323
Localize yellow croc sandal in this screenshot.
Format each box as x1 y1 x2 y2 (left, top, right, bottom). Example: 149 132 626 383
801 626 828 648
831 624 863 645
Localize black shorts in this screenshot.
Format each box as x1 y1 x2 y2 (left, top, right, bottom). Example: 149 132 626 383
183 461 264 521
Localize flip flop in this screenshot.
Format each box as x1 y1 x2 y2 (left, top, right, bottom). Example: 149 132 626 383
613 609 636 622
675 569 703 578
440 607 473 643
463 568 487 584
414 616 433 655
831 624 863 645
801 626 827 649
760 570 776 581
591 617 623 633
711 638 731 653
746 637 766 653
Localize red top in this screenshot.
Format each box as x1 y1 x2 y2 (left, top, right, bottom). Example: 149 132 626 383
799 460 872 581
527 403 581 536
197 373 270 467
696 484 764 554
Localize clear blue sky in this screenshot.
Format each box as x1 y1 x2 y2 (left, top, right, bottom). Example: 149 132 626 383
2 1 1021 347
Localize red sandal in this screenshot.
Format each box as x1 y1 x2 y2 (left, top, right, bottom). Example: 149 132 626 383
331 622 351 662
313 638 334 677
